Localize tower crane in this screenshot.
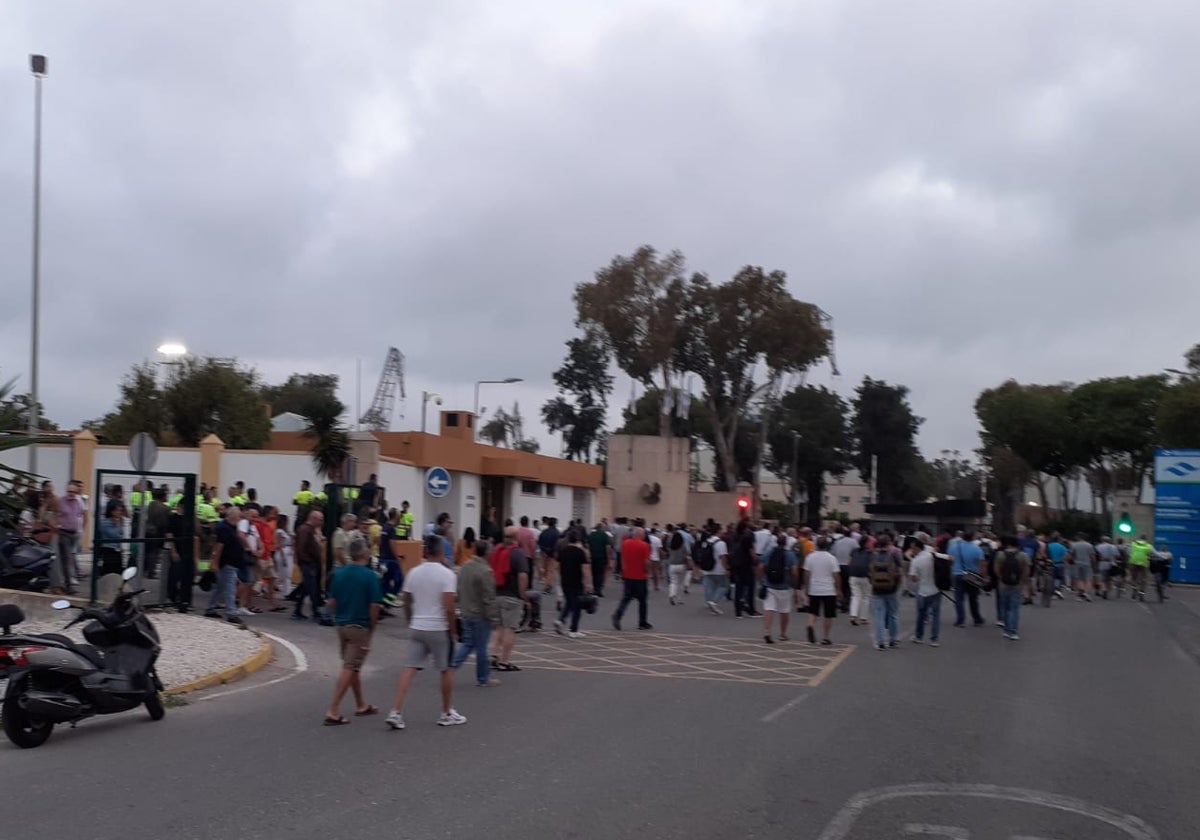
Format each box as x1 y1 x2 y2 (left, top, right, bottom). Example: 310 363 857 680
359 347 406 431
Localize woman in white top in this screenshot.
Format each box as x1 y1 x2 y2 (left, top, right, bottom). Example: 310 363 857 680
274 514 296 597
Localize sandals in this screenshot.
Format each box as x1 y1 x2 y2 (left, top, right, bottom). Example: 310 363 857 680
323 715 350 726
354 705 380 717
494 662 521 672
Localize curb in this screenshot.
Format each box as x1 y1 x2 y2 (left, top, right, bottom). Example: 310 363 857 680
163 634 274 696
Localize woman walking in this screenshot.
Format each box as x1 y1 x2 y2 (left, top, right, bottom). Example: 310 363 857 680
847 535 872 626
454 527 478 567
274 514 295 599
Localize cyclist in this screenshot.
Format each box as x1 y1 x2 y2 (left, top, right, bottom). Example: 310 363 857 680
1127 536 1154 601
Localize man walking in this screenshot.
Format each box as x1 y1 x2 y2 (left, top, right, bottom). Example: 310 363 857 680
700 526 729 615
759 533 798 643
293 509 326 622
323 537 383 724
587 521 613 596
555 528 593 638
453 541 499 686
489 527 530 672
868 535 903 650
908 533 941 647
802 536 842 645
950 530 986 627
995 535 1030 640
386 535 465 730
1069 533 1096 601
205 508 246 626
612 526 652 630
729 521 760 618
56 480 87 592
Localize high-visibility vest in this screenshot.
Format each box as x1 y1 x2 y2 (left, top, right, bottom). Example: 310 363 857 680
294 490 314 505
168 493 183 508
197 502 219 523
131 491 145 509
230 494 246 506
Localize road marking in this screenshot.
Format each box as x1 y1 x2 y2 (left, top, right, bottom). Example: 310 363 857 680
903 825 968 838
816 784 1160 840
199 632 308 701
760 691 810 723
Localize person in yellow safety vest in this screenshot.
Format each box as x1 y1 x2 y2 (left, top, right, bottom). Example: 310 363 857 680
397 500 415 540
294 481 314 508
1128 536 1154 601
168 490 184 509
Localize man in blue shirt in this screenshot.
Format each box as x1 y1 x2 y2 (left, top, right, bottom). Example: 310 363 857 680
1046 533 1069 599
323 537 383 725
950 531 986 627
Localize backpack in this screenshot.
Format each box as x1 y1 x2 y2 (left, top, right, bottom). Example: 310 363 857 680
868 551 898 594
699 539 717 572
932 553 953 592
999 550 1022 586
490 545 513 588
765 547 787 585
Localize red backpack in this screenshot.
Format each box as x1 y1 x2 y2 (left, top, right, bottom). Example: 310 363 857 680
490 544 512 588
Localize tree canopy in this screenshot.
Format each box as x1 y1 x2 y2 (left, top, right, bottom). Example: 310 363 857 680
541 333 613 462
765 385 852 525
261 373 339 418
851 377 927 503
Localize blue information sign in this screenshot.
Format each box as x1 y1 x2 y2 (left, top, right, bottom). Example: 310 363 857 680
1154 449 1200 584
425 466 451 500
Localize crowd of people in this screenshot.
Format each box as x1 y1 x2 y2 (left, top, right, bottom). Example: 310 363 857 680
3 474 1178 728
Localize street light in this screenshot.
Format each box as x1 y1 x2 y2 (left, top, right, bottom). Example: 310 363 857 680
473 377 523 417
27 54 47 474
155 342 187 386
420 391 442 434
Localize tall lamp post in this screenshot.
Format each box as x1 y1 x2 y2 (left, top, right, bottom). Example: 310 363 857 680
27 54 47 474
420 391 442 434
473 377 524 417
155 342 188 387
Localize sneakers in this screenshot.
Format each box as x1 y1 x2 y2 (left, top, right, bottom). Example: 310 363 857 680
821 639 832 646
637 623 653 630
669 596 677 606
1003 633 1020 641
888 641 899 648
994 621 1004 627
875 643 886 651
553 620 564 635
929 640 940 647
910 636 924 644
385 711 406 730
437 709 467 727
568 631 586 639
237 607 253 616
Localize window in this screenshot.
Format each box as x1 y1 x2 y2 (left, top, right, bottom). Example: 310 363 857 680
544 484 556 498
521 480 542 496
446 413 459 427
839 495 851 505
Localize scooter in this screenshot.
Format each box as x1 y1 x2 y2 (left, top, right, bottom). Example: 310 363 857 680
0 526 54 592
0 567 164 749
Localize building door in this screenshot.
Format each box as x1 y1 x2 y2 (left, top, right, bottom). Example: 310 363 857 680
481 476 507 526
572 488 590 526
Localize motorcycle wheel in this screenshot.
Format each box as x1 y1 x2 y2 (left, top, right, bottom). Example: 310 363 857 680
2 685 54 749
144 693 165 721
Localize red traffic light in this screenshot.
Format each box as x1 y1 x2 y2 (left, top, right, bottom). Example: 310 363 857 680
736 496 750 511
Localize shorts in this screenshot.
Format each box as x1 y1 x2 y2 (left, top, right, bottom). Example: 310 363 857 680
405 628 451 671
235 565 252 585
808 595 838 618
1098 561 1112 577
1074 563 1094 581
762 588 793 613
336 625 372 671
497 595 523 630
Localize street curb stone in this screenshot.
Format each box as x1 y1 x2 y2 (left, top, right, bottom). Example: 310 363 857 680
163 634 273 696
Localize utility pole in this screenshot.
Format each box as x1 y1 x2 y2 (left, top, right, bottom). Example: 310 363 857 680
27 54 47 473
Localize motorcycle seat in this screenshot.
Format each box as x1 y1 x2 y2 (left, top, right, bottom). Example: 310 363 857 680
65 642 106 669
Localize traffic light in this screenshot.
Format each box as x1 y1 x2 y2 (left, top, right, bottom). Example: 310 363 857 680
736 496 750 514
1117 513 1133 535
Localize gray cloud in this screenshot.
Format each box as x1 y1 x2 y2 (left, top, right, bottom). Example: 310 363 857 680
2 0 1197 460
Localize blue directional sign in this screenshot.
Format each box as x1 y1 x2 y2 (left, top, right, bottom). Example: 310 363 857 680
425 466 451 499
1154 449 1200 584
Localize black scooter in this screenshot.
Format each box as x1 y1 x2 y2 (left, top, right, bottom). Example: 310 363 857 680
0 526 54 592
0 567 165 749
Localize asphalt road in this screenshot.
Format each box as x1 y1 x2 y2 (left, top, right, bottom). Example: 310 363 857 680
4 581 1197 840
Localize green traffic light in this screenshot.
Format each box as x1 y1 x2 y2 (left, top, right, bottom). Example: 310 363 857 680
1117 513 1133 535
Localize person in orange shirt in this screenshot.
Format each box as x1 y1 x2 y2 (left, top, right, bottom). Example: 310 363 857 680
256 506 282 611
454 528 478 567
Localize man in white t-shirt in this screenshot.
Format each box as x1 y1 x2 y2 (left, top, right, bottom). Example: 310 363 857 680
386 535 465 730
802 537 842 645
648 528 664 592
754 524 774 559
908 532 941 647
236 506 263 616
701 527 730 615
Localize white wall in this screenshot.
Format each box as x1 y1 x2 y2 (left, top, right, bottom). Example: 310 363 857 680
220 451 323 511
509 478 574 527
92 447 201 494
0 443 72 491
377 461 424 524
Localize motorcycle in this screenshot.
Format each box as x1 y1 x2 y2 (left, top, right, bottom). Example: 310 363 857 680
0 567 165 749
0 525 54 592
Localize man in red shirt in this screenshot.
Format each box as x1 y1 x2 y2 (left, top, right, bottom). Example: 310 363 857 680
612 527 652 630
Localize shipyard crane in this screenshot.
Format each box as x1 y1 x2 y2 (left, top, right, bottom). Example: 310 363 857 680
359 347 406 431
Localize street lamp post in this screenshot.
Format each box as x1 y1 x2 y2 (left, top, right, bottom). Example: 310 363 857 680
473 377 523 417
27 54 47 474
155 342 188 387
792 431 801 525
421 391 442 434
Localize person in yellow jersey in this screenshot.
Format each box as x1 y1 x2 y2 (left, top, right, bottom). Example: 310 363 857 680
397 500 415 540
1128 536 1154 602
294 480 315 524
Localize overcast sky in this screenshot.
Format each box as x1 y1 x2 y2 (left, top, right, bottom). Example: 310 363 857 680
2 1 1197 460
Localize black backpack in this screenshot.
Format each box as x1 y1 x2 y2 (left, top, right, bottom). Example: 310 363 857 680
868 551 898 594
765 548 787 585
699 539 717 572
999 550 1023 586
933 553 953 591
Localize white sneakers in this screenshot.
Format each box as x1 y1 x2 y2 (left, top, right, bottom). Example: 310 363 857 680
706 601 723 615
387 709 468 728
568 631 585 639
554 620 565 635
437 709 467 726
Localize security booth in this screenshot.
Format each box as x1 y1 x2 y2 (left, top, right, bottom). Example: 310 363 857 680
91 469 196 608
864 499 989 536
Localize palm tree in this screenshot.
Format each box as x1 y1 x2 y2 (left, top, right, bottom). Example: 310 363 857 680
300 396 350 483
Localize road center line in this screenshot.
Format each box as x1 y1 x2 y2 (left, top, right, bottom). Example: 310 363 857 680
199 631 308 701
760 690 810 723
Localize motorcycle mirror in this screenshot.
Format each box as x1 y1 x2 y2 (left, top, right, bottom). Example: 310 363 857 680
122 567 138 582
51 599 71 610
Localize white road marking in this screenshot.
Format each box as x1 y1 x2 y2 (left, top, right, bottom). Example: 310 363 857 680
760 691 810 723
199 631 308 701
1012 835 1060 839
815 784 1160 840
903 825 968 838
